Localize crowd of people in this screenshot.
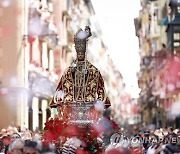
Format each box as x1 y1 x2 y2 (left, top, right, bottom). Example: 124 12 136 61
0 124 179 154
106 126 180 154
0 126 56 154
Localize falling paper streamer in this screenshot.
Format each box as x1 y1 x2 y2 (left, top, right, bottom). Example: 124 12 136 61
94 100 105 111
76 31 89 40
56 90 65 100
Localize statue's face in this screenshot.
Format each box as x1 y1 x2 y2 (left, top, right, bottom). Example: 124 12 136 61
77 51 85 61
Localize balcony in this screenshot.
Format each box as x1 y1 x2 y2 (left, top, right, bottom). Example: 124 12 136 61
28 0 59 48
28 71 56 98
39 33 59 50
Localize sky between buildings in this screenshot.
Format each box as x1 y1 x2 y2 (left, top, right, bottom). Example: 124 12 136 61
91 0 141 98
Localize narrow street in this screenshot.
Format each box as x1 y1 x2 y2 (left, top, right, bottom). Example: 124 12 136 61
0 0 179 153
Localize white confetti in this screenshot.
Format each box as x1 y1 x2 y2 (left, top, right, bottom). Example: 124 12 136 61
1 0 11 7
76 31 88 40
94 100 105 111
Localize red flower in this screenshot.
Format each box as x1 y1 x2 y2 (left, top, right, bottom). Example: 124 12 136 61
43 118 67 143
43 131 58 142
90 126 101 138
111 121 120 130
106 149 123 154
97 149 104 154
55 124 63 134
44 120 54 131
76 148 90 154
63 125 79 137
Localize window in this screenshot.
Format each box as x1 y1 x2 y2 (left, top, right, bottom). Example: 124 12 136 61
174 42 180 47
38 99 43 131
32 97 39 131
30 38 41 67
178 6 180 13
42 42 48 69
48 49 54 71
174 33 180 40
173 32 180 49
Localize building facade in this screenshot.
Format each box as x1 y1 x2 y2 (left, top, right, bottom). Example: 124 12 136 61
135 0 180 128
0 0 125 130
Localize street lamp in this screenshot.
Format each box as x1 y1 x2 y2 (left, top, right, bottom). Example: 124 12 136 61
166 0 180 53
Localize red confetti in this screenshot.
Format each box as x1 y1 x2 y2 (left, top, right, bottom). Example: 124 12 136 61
28 35 36 44
43 131 58 142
